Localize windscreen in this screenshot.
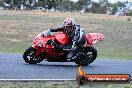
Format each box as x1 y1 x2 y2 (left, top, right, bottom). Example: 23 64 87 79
41 29 53 37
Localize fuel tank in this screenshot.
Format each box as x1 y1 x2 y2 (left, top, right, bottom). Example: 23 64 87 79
55 32 70 45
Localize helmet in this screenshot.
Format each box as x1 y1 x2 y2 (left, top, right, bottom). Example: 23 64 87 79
63 18 75 34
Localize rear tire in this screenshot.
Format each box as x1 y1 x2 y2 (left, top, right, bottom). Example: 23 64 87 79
75 46 97 66
23 46 45 64
85 46 97 64
75 52 90 66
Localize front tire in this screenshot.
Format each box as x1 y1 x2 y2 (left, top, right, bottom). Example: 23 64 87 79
23 46 45 64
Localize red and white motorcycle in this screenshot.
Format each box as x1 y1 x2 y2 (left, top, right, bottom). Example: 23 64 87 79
23 30 104 66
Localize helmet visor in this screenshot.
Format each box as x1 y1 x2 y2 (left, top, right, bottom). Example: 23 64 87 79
64 26 73 34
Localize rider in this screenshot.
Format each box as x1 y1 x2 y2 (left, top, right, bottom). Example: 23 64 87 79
48 18 88 59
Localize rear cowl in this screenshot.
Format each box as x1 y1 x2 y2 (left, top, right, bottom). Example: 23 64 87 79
86 33 104 46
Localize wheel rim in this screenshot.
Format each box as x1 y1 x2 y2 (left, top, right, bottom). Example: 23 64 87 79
78 54 89 65
27 50 35 62
87 52 94 59
27 50 41 63
76 51 94 65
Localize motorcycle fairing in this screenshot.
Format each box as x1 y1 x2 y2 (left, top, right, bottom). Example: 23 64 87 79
86 33 104 46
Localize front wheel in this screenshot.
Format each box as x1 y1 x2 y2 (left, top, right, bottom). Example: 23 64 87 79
23 46 45 64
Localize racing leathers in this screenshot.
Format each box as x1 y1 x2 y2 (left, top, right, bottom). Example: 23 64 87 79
50 25 87 59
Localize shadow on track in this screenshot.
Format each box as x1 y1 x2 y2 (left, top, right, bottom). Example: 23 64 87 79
23 63 94 68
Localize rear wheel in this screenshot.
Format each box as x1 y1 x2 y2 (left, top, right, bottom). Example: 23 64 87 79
75 52 89 66
86 46 97 64
23 46 45 64
75 46 97 66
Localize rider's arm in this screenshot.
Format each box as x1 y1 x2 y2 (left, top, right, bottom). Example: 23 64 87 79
50 28 64 32
63 31 78 51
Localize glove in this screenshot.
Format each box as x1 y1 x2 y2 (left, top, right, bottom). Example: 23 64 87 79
55 45 63 51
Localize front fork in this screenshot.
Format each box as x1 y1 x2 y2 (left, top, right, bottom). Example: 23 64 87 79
32 45 43 58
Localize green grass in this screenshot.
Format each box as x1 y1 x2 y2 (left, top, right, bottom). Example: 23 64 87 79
98 52 132 59
0 81 78 88
0 81 132 88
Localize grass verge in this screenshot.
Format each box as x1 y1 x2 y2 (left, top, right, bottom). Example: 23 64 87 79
0 81 132 88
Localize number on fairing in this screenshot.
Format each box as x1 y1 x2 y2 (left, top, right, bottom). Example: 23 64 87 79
92 33 101 44
36 37 45 47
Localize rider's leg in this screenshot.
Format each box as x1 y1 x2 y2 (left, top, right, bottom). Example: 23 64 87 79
67 47 81 59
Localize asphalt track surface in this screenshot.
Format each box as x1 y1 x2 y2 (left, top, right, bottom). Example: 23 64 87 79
0 53 132 79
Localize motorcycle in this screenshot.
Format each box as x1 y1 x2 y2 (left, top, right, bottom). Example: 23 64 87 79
23 29 104 66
